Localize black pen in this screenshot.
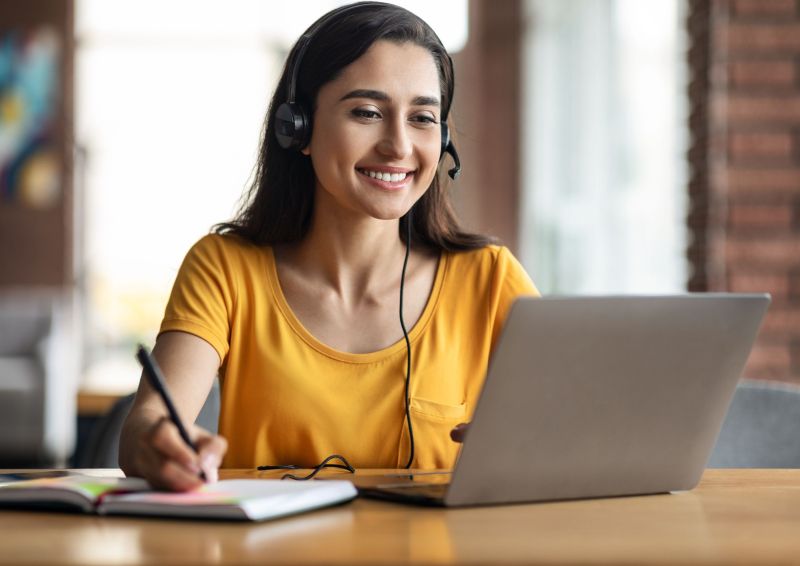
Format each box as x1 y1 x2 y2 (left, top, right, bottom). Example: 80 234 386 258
136 344 207 481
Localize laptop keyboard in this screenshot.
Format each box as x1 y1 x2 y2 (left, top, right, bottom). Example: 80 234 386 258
377 482 450 501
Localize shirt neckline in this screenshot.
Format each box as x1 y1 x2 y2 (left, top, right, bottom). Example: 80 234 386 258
264 246 448 364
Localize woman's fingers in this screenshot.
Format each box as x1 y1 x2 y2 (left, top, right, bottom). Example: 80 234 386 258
147 417 203 473
196 434 228 483
450 422 469 443
138 417 225 491
148 455 206 492
135 438 203 492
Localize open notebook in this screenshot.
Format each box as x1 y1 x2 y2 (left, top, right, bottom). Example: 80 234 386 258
0 474 357 521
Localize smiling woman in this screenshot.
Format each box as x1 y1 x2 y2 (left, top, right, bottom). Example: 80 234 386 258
118 1 539 492
304 41 441 222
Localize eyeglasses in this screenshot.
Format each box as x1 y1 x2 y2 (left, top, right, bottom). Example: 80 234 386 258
257 454 355 481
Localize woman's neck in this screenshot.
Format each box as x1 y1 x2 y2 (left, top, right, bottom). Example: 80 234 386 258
277 202 409 304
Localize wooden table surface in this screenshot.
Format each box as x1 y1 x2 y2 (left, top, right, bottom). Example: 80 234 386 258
1 468 799 565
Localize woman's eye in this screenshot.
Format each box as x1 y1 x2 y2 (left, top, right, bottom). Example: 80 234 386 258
412 114 438 125
352 109 381 120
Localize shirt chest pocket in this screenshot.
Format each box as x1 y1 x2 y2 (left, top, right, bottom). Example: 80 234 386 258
397 397 467 469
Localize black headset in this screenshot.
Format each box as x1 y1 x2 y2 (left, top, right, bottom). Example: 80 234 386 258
273 2 462 180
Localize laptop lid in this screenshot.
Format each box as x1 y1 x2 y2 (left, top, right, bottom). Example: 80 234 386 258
444 294 770 506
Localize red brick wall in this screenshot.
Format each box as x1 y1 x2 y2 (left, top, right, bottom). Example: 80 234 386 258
701 0 800 383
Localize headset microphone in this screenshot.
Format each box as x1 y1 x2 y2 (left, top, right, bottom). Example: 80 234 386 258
440 121 461 180
445 142 461 180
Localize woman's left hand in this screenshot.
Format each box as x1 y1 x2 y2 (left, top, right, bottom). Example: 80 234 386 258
450 422 469 443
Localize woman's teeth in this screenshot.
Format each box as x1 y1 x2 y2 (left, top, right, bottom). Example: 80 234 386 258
359 169 408 183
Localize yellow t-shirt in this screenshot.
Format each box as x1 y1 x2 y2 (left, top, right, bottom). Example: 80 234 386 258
160 234 538 469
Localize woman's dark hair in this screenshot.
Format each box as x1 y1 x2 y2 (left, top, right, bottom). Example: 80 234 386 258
214 1 492 251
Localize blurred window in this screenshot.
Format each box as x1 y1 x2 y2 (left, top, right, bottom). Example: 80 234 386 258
520 0 688 294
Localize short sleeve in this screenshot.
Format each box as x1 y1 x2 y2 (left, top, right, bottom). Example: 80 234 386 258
159 235 236 362
489 246 540 350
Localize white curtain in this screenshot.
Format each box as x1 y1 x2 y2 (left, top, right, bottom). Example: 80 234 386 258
520 0 688 294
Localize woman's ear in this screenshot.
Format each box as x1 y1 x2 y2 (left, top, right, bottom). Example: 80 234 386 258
301 146 311 156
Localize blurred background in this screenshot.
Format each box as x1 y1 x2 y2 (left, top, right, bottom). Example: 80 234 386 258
0 0 798 466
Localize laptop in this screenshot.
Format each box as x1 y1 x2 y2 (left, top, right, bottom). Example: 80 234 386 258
357 294 770 506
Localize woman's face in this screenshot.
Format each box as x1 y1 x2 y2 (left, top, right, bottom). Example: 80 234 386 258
303 40 442 222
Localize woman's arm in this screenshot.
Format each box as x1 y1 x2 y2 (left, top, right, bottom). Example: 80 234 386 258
119 331 227 491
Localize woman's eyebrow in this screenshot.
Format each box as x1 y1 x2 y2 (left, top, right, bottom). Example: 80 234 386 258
339 89 440 107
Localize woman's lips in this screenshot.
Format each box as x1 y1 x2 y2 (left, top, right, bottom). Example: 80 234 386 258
356 167 415 189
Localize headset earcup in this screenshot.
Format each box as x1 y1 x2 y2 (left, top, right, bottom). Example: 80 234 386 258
275 102 311 150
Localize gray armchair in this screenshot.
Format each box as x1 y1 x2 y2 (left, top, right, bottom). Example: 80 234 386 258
709 379 800 468
77 378 220 468
0 292 77 466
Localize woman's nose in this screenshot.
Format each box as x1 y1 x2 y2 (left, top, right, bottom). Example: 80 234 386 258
377 120 413 159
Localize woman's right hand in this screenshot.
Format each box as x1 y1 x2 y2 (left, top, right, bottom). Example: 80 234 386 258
119 332 226 491
129 416 228 492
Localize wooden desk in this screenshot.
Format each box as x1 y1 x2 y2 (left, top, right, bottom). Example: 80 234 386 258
77 390 125 417
1 468 799 565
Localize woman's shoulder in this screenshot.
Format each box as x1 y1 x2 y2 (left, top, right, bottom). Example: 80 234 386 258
188 232 269 262
444 244 538 296
178 233 273 286
444 244 516 270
